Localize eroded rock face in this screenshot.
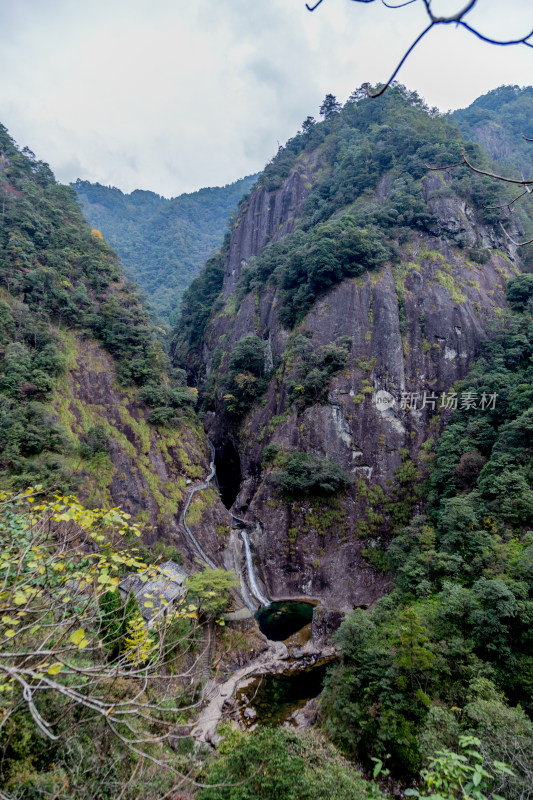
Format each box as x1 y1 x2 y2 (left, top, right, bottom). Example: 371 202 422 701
198 158 523 610
222 151 320 298
55 334 231 568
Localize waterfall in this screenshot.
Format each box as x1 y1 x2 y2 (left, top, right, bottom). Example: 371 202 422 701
241 529 269 607
199 437 269 609
207 437 220 492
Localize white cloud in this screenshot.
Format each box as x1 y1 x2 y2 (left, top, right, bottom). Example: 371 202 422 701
0 0 530 197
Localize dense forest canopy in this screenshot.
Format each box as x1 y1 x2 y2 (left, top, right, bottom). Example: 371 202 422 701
73 174 257 325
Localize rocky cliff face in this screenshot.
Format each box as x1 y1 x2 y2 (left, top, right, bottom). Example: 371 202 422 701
196 158 523 610
222 150 320 299
54 331 231 569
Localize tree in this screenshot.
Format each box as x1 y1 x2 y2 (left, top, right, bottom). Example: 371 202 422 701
271 452 351 499
185 567 238 618
319 93 341 119
199 727 372 800
0 488 203 797
301 115 316 134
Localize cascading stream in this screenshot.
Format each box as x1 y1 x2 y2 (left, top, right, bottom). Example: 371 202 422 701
241 529 269 607
181 464 217 570
182 438 268 610
209 438 269 608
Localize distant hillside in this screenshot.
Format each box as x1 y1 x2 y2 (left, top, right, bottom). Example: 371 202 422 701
72 174 258 325
453 85 533 179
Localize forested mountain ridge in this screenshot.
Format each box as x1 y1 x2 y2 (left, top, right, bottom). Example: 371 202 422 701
174 88 531 604
73 173 258 324
0 123 230 559
171 85 533 788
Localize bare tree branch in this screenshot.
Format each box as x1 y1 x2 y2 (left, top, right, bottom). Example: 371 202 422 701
500 222 533 247
425 150 533 186
306 0 533 95
383 0 417 9
484 188 530 211
365 22 434 97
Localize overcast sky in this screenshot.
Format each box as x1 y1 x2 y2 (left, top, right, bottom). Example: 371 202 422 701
0 0 531 198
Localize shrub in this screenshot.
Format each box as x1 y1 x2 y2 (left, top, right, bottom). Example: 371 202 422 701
271 452 351 499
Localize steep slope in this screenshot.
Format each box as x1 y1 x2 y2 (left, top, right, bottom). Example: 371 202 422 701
73 174 258 324
0 124 230 567
454 85 533 186
173 86 530 609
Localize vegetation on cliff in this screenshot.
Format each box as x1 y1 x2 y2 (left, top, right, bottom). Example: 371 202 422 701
321 283 533 794
0 124 200 493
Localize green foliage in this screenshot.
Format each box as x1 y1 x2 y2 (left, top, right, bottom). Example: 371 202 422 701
138 380 197 427
506 273 533 312
199 727 372 800
414 734 515 800
171 250 226 368
79 424 109 458
238 215 388 327
272 451 350 499
0 123 170 488
220 335 270 416
98 589 140 660
73 174 257 325
185 567 238 617
285 334 351 408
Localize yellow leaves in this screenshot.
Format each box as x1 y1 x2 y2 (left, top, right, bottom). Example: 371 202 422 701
70 628 85 645
13 591 27 606
4 629 16 638
96 572 119 588
48 663 63 676
69 628 89 649
91 228 104 239
143 601 154 608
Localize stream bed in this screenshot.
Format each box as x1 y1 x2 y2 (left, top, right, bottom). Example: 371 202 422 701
237 658 334 727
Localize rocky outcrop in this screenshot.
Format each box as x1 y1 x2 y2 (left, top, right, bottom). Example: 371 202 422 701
54 332 231 568
222 150 320 298
197 153 523 610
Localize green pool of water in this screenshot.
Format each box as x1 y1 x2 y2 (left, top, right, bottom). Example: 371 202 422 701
255 601 315 641
238 661 332 727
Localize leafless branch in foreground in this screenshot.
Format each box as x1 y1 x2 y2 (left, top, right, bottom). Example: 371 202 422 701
425 149 533 187
423 147 533 245
306 0 533 97
500 222 533 248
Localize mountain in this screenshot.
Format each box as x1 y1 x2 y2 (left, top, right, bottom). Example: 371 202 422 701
454 84 533 182
72 174 258 324
173 85 533 782
174 86 531 607
0 123 230 560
